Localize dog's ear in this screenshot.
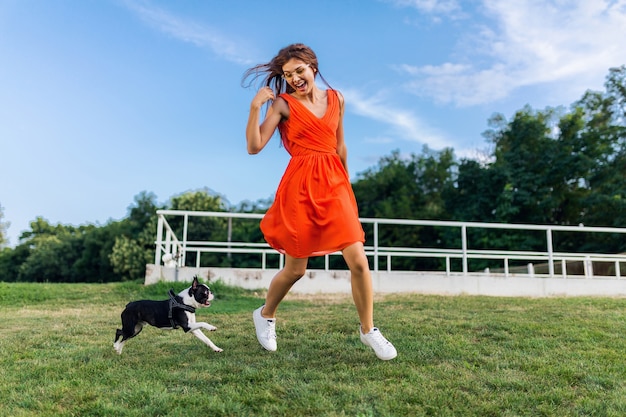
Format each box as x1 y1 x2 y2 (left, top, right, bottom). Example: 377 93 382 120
188 276 199 297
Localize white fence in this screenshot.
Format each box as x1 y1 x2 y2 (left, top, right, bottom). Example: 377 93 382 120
154 210 626 279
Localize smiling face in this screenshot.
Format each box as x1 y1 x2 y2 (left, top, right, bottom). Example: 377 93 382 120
282 58 316 96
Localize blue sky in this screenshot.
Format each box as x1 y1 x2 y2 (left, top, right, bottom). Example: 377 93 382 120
2 0 626 246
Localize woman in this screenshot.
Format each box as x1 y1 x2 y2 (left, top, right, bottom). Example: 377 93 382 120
243 43 396 360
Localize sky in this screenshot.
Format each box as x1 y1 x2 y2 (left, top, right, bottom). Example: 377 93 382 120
1 0 626 246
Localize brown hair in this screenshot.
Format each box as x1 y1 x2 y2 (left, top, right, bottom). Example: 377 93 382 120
241 43 332 95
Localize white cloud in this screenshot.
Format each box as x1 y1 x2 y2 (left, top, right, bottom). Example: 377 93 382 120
122 0 254 65
363 136 396 144
384 0 462 16
342 88 454 149
398 0 626 106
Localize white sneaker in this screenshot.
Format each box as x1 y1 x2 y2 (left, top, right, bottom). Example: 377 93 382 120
360 327 397 360
253 306 277 351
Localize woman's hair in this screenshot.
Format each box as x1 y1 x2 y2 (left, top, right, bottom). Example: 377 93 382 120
241 43 332 95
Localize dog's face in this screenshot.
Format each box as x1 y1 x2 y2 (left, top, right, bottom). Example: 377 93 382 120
192 283 213 307
188 277 214 308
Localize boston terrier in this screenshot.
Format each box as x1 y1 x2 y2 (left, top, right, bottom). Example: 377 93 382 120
113 276 223 354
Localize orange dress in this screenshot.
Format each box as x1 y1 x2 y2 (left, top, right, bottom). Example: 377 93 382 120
260 89 365 258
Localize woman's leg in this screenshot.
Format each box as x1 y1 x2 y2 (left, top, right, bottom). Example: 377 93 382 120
261 254 308 318
342 242 374 333
343 242 397 360
253 254 308 351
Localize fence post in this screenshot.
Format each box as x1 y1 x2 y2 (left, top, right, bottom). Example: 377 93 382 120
461 225 468 274
227 217 232 260
165 230 172 260
546 228 554 277
182 214 189 267
373 221 379 272
155 214 164 265
584 256 593 278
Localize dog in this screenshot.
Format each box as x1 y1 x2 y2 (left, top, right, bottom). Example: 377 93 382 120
113 276 223 354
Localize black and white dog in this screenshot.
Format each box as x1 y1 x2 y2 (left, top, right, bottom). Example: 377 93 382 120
113 276 223 354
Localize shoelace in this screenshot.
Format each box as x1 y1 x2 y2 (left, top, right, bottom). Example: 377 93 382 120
266 320 276 340
367 329 392 349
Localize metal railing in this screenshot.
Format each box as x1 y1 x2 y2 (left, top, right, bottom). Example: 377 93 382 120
154 210 626 278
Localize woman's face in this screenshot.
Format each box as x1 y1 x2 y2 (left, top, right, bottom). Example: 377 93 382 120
282 58 316 96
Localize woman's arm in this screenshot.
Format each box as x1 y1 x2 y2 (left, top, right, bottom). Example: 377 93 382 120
246 87 288 154
335 91 349 175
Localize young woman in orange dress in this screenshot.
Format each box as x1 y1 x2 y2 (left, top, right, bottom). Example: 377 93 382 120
243 43 396 360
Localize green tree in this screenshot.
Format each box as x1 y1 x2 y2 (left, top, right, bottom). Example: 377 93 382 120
0 244 30 282
109 191 161 280
573 66 626 252
17 235 73 282
166 188 230 267
486 106 562 225
13 218 119 282
445 159 505 222
353 150 420 220
468 66 626 259
0 203 9 248
72 223 121 282
352 147 457 270
110 235 152 280
353 147 456 220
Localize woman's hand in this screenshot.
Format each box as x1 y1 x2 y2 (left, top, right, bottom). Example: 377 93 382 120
251 87 275 109
246 87 285 154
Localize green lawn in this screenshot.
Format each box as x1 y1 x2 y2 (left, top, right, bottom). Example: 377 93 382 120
1 280 625 416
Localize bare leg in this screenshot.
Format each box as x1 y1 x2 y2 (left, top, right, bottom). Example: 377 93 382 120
261 254 308 318
342 242 374 333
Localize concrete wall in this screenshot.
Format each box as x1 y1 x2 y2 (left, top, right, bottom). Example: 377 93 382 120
145 264 626 297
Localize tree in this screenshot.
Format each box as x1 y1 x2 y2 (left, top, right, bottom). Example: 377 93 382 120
572 66 626 252
353 147 456 220
353 150 421 220
444 159 505 222
486 106 564 225
127 191 161 236
0 244 29 282
17 235 73 282
109 191 162 280
0 203 9 248
110 235 153 280
352 147 457 270
12 218 119 282
72 223 121 282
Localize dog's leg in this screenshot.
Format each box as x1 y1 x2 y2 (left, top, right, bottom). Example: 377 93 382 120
188 322 217 332
113 328 126 354
113 339 125 354
189 328 223 352
113 322 144 355
113 329 122 353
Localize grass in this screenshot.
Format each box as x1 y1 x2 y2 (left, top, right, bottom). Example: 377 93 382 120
1 280 625 416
